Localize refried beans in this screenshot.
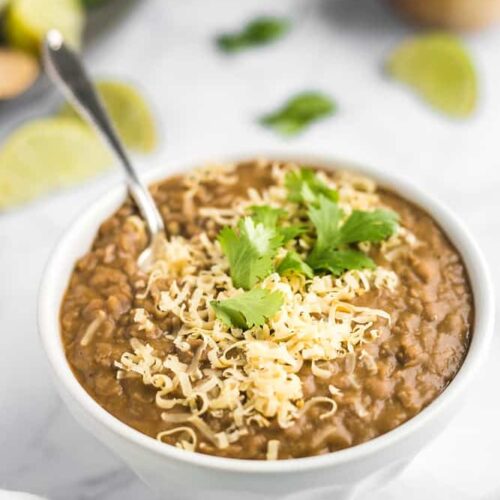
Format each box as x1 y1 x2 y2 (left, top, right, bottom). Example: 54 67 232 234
60 160 472 460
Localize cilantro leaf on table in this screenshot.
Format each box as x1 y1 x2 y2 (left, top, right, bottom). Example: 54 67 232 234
218 217 282 290
210 288 284 329
277 251 314 279
285 168 338 205
216 17 290 53
306 195 398 275
260 92 336 136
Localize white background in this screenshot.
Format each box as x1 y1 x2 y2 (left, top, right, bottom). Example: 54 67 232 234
0 0 499 498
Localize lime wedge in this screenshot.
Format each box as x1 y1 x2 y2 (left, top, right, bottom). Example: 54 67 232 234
386 34 477 118
0 118 112 209
59 80 157 153
5 0 84 54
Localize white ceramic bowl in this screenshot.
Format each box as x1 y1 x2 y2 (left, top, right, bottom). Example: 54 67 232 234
39 153 494 500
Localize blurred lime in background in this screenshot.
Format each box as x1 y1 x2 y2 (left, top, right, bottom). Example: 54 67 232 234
0 0 158 210
0 119 112 209
0 81 157 209
387 33 477 118
59 80 157 153
5 0 85 53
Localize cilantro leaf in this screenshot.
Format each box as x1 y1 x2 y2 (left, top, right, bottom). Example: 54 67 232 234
339 209 399 244
216 17 290 53
260 92 336 136
307 249 375 276
285 168 338 205
218 217 281 290
250 205 286 228
210 288 284 329
250 205 306 243
277 251 314 278
306 196 398 276
307 195 343 253
279 224 307 243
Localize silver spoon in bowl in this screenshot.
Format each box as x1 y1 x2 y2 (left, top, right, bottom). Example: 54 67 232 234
42 29 165 268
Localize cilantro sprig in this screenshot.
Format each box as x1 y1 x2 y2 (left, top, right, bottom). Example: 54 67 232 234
211 289 284 329
306 194 399 275
338 209 399 244
249 205 306 243
218 217 281 290
212 167 398 330
285 168 339 205
260 92 336 136
249 205 286 228
277 251 314 278
282 167 399 276
216 17 290 53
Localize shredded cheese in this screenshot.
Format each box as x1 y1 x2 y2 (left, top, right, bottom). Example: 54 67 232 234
80 310 106 346
113 161 415 455
266 440 280 460
158 426 197 452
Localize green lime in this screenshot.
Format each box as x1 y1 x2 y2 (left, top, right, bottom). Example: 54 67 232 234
59 80 157 153
5 0 84 54
0 118 112 209
386 34 477 118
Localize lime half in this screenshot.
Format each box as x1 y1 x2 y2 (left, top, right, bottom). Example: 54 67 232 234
59 80 157 153
5 0 84 54
387 34 477 118
0 118 112 209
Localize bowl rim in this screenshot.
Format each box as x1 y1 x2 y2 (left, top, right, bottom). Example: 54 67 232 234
38 151 495 474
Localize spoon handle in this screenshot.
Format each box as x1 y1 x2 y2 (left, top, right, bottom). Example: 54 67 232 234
42 30 164 238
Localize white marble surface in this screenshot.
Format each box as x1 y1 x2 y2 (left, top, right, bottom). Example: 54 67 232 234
1 0 499 498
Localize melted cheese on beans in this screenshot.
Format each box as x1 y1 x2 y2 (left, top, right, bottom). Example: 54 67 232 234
115 162 407 457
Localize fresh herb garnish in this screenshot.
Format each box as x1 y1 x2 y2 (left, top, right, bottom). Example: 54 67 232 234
307 195 343 253
338 209 400 244
211 288 284 329
260 92 336 136
277 251 314 279
216 17 290 53
306 195 399 275
279 224 307 243
218 217 282 290
285 168 339 204
215 169 398 327
307 248 376 276
250 205 286 228
250 205 306 243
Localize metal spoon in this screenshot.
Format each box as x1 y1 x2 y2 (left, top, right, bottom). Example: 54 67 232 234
42 29 165 267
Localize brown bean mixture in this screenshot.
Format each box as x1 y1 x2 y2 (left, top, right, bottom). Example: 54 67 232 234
61 161 472 459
